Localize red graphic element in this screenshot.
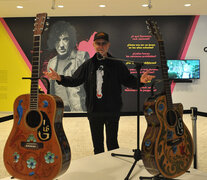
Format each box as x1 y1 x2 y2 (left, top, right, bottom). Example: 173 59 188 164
77 32 97 58
97 93 102 98
179 144 186 155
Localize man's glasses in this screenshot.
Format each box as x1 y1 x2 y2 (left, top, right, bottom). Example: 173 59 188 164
95 41 108 46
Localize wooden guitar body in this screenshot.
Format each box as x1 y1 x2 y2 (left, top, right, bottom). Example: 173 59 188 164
142 19 193 178
4 94 71 180
142 95 193 178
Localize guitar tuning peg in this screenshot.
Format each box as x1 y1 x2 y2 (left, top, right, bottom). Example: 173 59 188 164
44 28 48 31
46 22 49 26
47 17 50 20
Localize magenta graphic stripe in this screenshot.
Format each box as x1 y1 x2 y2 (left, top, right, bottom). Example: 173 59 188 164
171 15 200 93
0 18 47 93
180 16 200 59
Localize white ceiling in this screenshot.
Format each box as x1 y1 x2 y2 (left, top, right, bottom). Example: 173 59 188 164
0 0 206 18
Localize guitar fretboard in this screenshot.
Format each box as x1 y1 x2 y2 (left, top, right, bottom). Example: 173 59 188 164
30 35 41 110
158 40 173 109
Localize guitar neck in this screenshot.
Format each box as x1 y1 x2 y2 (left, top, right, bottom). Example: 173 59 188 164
158 40 173 109
30 35 41 110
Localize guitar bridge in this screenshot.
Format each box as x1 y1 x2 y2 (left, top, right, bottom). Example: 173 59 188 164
21 142 43 150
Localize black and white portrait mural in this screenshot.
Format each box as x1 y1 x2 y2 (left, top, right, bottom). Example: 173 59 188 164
46 21 89 111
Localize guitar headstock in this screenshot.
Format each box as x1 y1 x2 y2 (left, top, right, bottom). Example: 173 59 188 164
146 19 162 41
33 13 48 35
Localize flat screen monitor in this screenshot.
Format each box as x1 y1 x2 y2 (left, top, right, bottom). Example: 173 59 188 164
167 59 200 80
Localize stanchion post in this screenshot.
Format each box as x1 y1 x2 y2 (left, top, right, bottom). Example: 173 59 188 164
190 107 198 169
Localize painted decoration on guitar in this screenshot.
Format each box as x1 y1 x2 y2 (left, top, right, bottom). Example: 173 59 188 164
142 96 193 178
27 134 37 142
43 100 48 108
27 157 37 169
158 103 164 111
145 139 151 147
12 152 20 163
3 13 71 180
147 108 153 116
156 97 193 177
4 94 70 179
141 19 193 179
44 151 55 164
17 99 23 125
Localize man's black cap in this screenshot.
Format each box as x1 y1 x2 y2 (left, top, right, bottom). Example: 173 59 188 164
94 32 109 41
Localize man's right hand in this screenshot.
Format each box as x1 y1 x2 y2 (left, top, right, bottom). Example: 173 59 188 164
43 68 61 81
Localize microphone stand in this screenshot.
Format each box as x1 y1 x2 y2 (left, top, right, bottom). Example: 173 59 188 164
101 54 147 180
112 61 143 180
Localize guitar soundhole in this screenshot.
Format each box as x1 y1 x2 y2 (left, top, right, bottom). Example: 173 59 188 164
166 110 177 126
26 110 41 128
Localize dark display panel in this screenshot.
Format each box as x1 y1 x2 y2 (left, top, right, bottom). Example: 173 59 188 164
5 16 195 112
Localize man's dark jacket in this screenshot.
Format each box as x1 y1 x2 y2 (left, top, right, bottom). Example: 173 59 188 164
57 53 139 113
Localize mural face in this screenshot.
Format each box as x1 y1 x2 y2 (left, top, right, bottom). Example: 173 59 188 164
55 32 70 56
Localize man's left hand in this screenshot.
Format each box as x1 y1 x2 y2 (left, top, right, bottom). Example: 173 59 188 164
140 70 155 83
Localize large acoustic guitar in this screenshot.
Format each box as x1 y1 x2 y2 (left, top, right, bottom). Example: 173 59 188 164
4 13 71 180
141 19 193 178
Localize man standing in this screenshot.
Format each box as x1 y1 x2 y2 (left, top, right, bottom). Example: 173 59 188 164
44 32 155 154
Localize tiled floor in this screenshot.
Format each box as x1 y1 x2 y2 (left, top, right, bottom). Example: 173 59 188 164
0 113 206 179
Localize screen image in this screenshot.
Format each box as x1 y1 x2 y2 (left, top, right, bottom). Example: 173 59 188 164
167 60 200 79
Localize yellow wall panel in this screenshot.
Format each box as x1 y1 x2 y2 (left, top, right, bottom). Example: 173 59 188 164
0 20 31 112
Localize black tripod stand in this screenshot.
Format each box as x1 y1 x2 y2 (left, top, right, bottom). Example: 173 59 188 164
111 62 143 180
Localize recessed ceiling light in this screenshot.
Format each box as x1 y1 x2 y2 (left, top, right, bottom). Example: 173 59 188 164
16 5 23 9
184 4 191 7
142 4 148 7
99 5 106 8
58 5 64 8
